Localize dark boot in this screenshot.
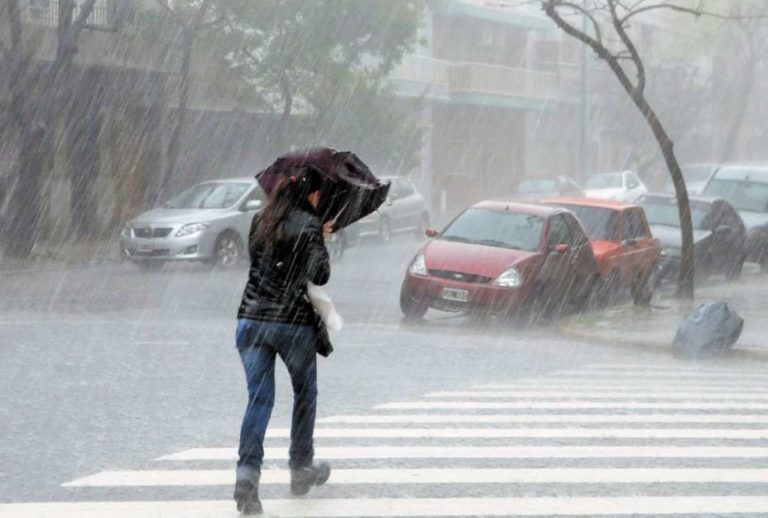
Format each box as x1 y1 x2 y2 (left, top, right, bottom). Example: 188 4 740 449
234 466 262 515
290 462 331 496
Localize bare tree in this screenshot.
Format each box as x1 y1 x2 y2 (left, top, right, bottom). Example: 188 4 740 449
539 0 724 299
3 0 99 258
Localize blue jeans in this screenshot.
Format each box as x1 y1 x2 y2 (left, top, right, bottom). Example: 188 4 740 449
235 319 317 472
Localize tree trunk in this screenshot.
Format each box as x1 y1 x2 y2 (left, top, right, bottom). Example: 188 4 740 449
3 0 51 258
3 0 97 258
162 28 194 200
630 93 694 298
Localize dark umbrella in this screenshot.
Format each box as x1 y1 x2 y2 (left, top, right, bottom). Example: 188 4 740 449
256 148 390 231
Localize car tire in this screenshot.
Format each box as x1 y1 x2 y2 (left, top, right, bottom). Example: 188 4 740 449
630 269 653 306
525 281 555 323
571 274 598 313
400 284 428 320
379 217 392 242
596 270 622 308
135 260 165 271
210 231 243 268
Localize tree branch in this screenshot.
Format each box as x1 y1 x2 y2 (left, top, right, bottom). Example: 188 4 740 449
543 0 636 96
547 1 604 45
608 0 645 93
620 2 768 24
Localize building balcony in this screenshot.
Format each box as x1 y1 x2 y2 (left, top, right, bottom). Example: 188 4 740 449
390 55 577 108
22 0 135 31
449 62 558 101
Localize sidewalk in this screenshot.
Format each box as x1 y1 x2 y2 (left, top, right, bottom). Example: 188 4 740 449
559 270 768 358
0 239 120 274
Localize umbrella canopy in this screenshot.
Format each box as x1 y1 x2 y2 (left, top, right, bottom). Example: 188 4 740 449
256 148 390 231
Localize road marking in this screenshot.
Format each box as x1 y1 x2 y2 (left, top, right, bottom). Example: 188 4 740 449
63 467 768 488
5 496 768 517
479 382 768 390
471 380 765 394
534 371 768 379
582 364 768 374
157 445 768 462
318 413 768 424
262 427 768 439
376 401 768 410
425 390 768 400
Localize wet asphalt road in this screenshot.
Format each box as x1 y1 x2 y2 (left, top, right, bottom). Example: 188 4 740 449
1 236 766 515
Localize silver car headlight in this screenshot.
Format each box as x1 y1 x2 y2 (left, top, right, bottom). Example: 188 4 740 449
493 267 523 288
175 222 211 238
409 254 428 276
121 223 132 238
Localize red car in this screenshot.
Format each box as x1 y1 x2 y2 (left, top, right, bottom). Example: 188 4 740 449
399 201 600 319
541 197 661 305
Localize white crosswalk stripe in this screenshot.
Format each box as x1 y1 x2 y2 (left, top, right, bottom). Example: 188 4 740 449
7 362 768 517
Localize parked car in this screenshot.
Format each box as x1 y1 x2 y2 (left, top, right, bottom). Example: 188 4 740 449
584 171 648 202
638 194 748 283
120 177 265 270
702 164 768 270
663 163 719 196
541 197 660 305
399 201 599 319
514 175 584 200
353 176 429 241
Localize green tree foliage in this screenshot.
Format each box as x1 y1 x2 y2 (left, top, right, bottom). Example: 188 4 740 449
211 0 426 171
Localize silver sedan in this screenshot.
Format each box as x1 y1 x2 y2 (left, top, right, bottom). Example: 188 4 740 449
120 178 264 270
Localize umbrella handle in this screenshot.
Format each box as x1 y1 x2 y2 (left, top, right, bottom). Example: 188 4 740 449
328 201 349 229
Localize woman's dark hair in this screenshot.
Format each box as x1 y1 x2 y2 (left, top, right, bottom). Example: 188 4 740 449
253 165 325 254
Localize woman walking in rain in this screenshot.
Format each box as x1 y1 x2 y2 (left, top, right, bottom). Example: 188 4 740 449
234 166 332 515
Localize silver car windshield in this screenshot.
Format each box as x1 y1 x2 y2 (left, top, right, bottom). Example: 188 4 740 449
704 179 768 214
641 198 711 230
163 182 251 209
441 209 544 251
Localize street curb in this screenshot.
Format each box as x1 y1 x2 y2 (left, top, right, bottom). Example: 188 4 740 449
0 258 121 276
557 314 768 362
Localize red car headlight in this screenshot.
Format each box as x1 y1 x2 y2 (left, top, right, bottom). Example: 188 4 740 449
493 267 523 288
409 254 428 276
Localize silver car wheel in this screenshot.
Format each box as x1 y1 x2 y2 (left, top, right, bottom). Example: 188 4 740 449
215 234 241 267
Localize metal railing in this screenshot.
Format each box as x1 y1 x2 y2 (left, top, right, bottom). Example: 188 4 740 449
389 54 450 87
448 62 559 100
391 55 576 102
23 0 127 30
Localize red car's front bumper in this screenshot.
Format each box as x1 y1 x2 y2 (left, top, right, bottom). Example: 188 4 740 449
402 272 525 314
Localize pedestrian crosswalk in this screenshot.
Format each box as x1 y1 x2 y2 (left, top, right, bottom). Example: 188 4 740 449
5 362 768 517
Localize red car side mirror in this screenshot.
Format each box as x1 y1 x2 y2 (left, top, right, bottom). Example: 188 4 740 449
554 243 570 254
425 228 439 238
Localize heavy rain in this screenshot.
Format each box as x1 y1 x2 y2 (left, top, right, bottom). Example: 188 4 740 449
2 0 768 516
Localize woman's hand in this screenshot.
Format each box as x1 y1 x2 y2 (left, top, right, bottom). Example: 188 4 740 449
322 221 333 239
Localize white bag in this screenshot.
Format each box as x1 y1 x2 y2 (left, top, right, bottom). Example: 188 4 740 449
307 283 343 331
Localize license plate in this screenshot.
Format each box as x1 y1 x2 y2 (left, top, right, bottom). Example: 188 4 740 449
441 287 469 302
138 245 153 252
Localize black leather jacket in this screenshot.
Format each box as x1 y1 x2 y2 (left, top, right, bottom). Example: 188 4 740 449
237 201 330 325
